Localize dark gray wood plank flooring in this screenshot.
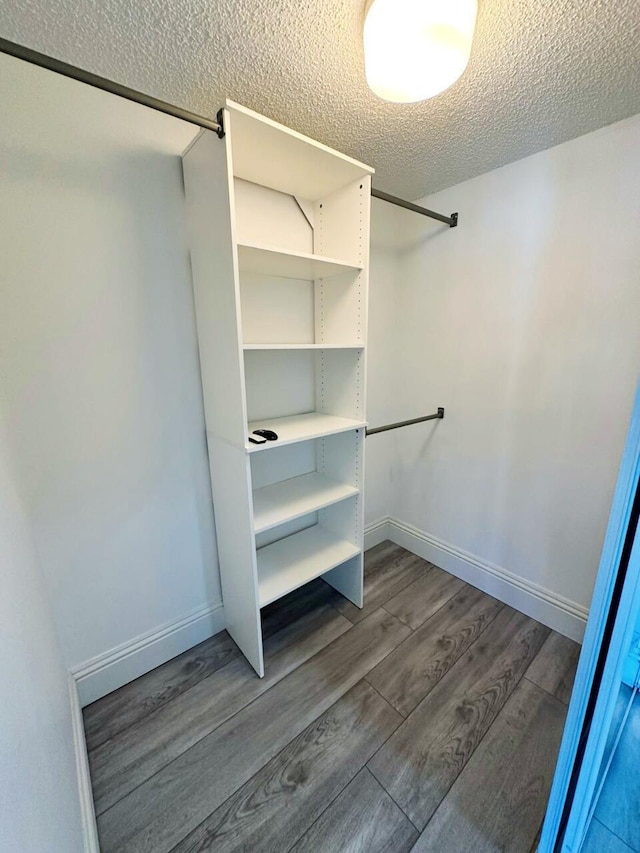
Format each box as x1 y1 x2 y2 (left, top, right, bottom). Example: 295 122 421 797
288 768 418 853
84 541 579 853
97 608 411 853
172 683 402 853
411 678 566 852
524 630 581 705
368 607 550 829
83 631 240 751
383 565 466 630
368 584 503 717
89 581 352 814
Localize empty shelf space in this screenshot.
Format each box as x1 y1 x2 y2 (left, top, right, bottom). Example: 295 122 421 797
227 99 373 200
237 242 362 281
257 525 361 607
253 473 359 534
243 343 363 350
247 412 366 452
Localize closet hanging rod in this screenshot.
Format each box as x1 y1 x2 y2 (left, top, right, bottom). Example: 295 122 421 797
366 407 444 436
371 188 458 228
0 36 225 137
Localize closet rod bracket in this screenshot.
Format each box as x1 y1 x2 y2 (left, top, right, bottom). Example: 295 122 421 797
215 108 226 139
450 212 459 228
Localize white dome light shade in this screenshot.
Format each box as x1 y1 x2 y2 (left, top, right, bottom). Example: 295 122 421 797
364 0 478 103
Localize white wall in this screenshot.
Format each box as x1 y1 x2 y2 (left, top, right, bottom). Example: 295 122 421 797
383 115 640 638
0 409 85 852
0 55 223 703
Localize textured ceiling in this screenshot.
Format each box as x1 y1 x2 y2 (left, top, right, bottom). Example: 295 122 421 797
1 0 639 198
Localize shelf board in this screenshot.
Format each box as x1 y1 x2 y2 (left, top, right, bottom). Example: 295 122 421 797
247 412 366 453
257 525 361 607
253 473 359 534
243 343 363 351
237 242 361 281
227 99 373 200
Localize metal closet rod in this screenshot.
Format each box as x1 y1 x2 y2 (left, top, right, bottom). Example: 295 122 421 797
366 407 444 436
371 188 458 228
0 36 225 137
2 37 459 227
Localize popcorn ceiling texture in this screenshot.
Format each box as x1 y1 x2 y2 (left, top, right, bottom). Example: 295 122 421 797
1 0 639 198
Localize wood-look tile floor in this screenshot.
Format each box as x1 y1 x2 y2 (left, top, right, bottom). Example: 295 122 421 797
83 542 580 853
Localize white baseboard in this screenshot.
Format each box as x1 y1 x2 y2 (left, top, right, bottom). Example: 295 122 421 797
68 674 99 852
364 516 393 551
384 518 588 642
69 516 586 708
71 598 226 706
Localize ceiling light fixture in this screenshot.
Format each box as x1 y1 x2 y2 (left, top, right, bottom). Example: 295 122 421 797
363 0 478 103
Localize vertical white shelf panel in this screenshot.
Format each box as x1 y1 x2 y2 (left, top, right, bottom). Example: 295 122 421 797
207 438 263 675
182 128 248 446
183 100 372 677
182 122 263 676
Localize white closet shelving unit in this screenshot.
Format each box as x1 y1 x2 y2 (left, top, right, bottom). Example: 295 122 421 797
182 100 373 675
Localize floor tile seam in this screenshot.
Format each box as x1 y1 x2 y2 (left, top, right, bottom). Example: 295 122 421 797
366 614 544 836
370 598 507 723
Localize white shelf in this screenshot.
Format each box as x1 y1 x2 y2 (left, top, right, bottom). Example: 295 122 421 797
243 344 363 351
257 525 361 607
247 412 366 453
237 242 361 281
184 103 370 677
253 473 359 534
227 99 374 201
